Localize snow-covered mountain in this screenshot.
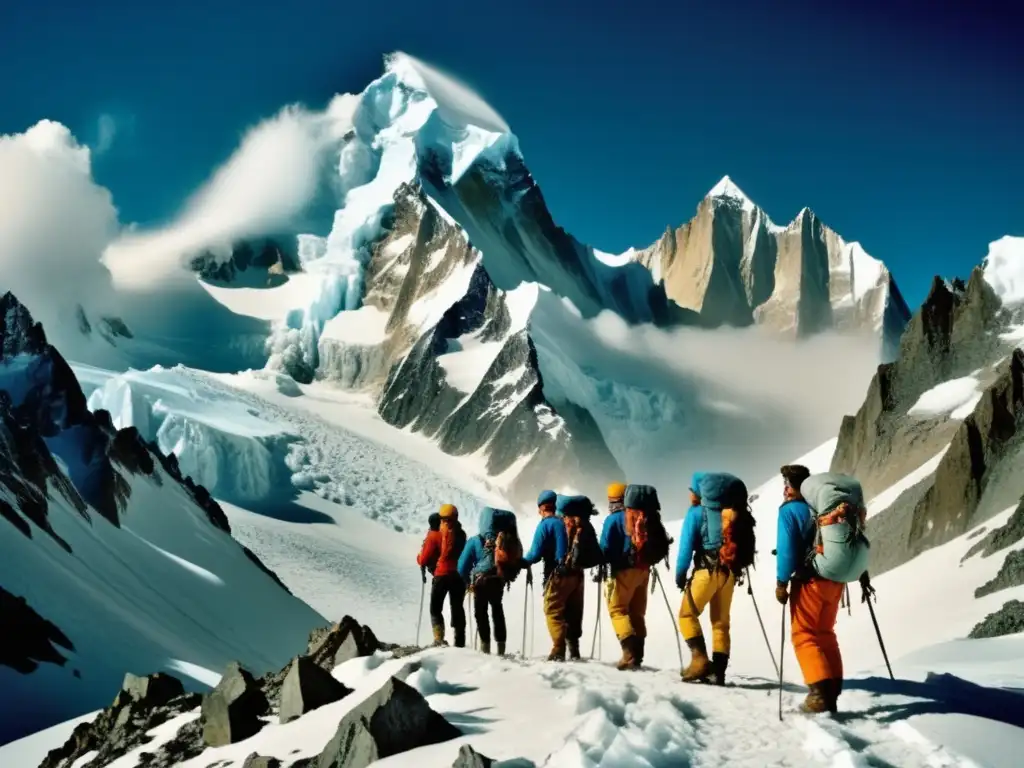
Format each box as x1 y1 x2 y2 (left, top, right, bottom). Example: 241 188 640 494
167 53 905 507
631 176 912 359
0 293 326 744
832 236 1024 580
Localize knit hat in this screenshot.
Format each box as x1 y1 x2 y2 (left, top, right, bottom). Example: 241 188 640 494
607 482 627 501
689 472 707 495
428 512 441 531
439 503 458 519
537 490 557 507
780 465 811 491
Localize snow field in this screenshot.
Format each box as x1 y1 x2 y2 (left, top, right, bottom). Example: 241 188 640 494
907 375 984 420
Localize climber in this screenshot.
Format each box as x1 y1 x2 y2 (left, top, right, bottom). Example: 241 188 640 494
521 490 571 659
458 506 523 656
775 465 870 714
417 504 467 647
600 483 669 670
675 472 756 685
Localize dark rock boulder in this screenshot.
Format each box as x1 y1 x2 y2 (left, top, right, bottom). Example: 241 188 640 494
113 672 185 709
242 754 283 768
0 586 75 674
968 600 1024 639
279 656 352 723
316 676 460 768
962 497 1024 561
453 744 495 767
201 662 270 747
308 616 380 672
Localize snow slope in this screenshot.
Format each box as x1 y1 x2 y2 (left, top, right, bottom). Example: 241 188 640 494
7 435 1022 767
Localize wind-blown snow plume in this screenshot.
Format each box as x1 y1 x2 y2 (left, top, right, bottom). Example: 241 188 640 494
0 120 120 350
103 95 358 290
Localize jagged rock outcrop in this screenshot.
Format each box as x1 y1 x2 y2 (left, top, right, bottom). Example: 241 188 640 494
317 183 624 508
830 260 1024 574
0 586 74 674
243 755 282 768
315 676 460 768
969 600 1024 639
307 616 381 672
201 662 270 747
40 673 201 768
631 178 911 358
453 744 495 767
962 497 1024 561
191 238 301 286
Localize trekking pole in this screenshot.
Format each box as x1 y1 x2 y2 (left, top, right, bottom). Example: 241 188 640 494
528 581 536 657
416 570 426 646
652 569 685 671
521 578 530 659
778 603 786 722
590 579 600 659
863 583 894 680
844 584 852 616
745 568 779 679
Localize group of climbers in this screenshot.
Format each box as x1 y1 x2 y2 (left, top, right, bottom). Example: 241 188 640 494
415 465 873 716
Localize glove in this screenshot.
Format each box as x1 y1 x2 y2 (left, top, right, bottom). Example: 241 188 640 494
420 566 427 584
775 580 789 605
592 564 607 583
859 572 876 603
676 570 689 592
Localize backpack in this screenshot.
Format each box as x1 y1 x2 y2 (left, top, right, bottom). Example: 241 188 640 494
695 472 757 576
473 507 523 585
439 520 466 565
623 484 670 566
557 495 604 571
799 472 870 584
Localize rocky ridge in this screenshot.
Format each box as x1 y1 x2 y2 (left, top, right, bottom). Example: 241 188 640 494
40 616 499 768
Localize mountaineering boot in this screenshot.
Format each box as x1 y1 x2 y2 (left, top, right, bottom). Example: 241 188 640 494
480 641 491 655
496 642 506 656
799 682 832 714
824 678 841 713
616 636 641 671
711 652 729 686
547 643 567 662
453 628 466 649
636 637 645 667
431 624 448 647
567 639 581 661
681 636 713 682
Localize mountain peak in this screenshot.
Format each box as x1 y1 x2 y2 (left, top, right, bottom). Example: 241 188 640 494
706 175 755 210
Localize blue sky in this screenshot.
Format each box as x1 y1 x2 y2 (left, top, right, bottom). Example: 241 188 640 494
2 0 1021 308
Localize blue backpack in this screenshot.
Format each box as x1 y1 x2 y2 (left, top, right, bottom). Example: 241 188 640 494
695 472 757 575
556 494 603 571
472 507 523 585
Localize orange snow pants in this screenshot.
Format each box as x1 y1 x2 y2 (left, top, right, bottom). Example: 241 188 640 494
790 577 844 686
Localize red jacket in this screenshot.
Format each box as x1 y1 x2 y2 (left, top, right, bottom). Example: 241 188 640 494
417 529 461 577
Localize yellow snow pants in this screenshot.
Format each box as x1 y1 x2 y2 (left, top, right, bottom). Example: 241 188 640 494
678 567 736 654
606 567 650 640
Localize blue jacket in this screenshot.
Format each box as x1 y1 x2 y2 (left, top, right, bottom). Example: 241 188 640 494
457 536 485 583
599 510 634 572
523 515 567 582
674 505 703 587
776 500 814 583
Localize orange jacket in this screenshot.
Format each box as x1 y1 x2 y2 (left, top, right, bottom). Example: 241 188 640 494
417 529 461 577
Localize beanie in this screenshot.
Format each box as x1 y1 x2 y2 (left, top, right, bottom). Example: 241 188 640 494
537 490 557 507
439 503 458 519
607 482 627 501
689 472 707 495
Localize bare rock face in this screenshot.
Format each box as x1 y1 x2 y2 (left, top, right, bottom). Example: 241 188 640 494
201 662 270 747
969 600 1024 639
278 656 352 724
631 181 911 357
307 616 380 672
315 676 460 768
191 238 301 286
242 755 283 768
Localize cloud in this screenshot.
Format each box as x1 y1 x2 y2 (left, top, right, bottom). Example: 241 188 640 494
95 113 118 155
103 94 359 291
0 119 121 354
